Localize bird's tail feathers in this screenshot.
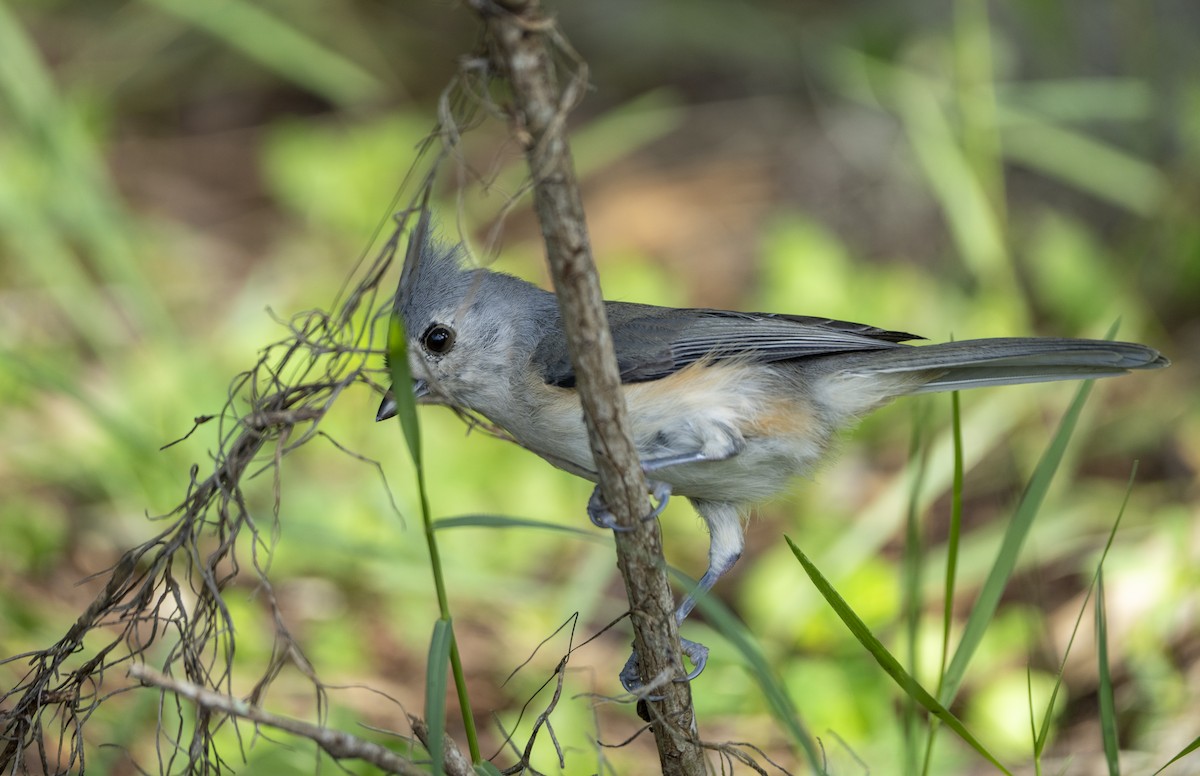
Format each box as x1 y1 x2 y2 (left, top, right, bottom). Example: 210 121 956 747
846 337 1168 395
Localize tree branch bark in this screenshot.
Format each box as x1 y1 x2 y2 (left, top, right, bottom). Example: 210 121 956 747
467 1 707 773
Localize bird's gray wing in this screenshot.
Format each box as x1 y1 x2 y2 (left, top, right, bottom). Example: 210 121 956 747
533 303 920 387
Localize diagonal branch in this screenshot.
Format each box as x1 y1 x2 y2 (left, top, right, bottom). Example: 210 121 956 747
466 0 706 773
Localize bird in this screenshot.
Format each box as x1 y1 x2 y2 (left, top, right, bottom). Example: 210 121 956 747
376 218 1169 693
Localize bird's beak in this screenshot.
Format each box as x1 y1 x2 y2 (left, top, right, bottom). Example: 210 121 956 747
375 380 430 422
375 394 397 422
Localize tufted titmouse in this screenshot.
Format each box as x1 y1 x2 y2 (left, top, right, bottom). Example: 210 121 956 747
376 219 1168 691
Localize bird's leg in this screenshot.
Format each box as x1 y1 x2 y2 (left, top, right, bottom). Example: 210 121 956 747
618 499 746 694
673 501 744 625
585 432 745 694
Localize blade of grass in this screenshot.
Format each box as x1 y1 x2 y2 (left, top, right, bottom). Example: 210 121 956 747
1026 668 1040 776
435 514 600 540
953 0 1005 216
786 537 1011 775
1035 461 1138 755
996 79 1152 123
386 316 423 469
922 390 966 775
1096 570 1120 775
426 619 452 776
474 90 684 226
822 393 1030 605
0 2 172 338
143 0 382 105
998 105 1165 216
388 280 482 764
942 390 966 676
1155 737 1200 775
902 400 932 774
938 376 1095 707
893 68 1010 287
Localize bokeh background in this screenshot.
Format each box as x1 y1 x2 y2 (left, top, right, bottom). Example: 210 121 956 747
2 1 1198 773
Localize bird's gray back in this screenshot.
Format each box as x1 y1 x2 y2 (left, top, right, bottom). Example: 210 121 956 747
532 302 919 388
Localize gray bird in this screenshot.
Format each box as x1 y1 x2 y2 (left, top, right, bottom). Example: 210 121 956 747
377 218 1169 692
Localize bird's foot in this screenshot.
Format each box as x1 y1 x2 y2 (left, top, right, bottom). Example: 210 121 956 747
587 480 672 532
619 638 709 698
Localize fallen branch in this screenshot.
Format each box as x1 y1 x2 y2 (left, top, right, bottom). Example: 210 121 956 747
128 663 471 776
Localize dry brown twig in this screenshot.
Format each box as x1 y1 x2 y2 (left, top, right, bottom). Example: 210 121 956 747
127 664 466 776
0 272 408 773
468 0 708 773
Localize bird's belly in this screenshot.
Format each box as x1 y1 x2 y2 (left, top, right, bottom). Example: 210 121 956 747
518 428 820 504
652 434 826 503
499 366 833 505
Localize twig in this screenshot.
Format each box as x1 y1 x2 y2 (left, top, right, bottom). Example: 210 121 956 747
128 663 461 776
410 716 477 776
468 1 706 773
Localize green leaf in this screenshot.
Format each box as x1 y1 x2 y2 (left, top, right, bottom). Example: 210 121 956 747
1155 737 1200 775
941 389 966 680
1036 462 1137 755
425 619 453 776
787 537 1011 776
902 400 932 774
435 514 600 540
387 316 423 468
922 391 966 775
999 106 1165 216
939 377 1094 707
144 0 383 105
1096 571 1120 775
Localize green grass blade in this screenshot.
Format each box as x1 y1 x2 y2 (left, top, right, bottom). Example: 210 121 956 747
893 70 1008 283
902 401 932 774
1155 737 1200 775
939 378 1094 707
999 106 1165 216
387 278 481 764
916 395 964 776
435 514 599 540
1096 571 1120 775
480 90 684 221
1035 462 1138 755
996 79 1152 123
387 316 423 469
941 390 966 681
686 571 825 773
1026 668 1039 774
827 49 1008 281
473 762 505 776
786 537 1011 776
0 2 172 337
144 0 382 105
426 619 453 775
923 391 966 775
953 0 1004 210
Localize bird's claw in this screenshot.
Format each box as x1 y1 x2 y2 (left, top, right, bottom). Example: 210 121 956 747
587 487 634 532
647 480 671 520
618 638 710 698
586 480 672 532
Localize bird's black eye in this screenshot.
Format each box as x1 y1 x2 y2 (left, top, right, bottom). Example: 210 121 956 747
421 323 456 355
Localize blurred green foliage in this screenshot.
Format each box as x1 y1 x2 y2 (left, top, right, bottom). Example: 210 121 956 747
1 0 1197 774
